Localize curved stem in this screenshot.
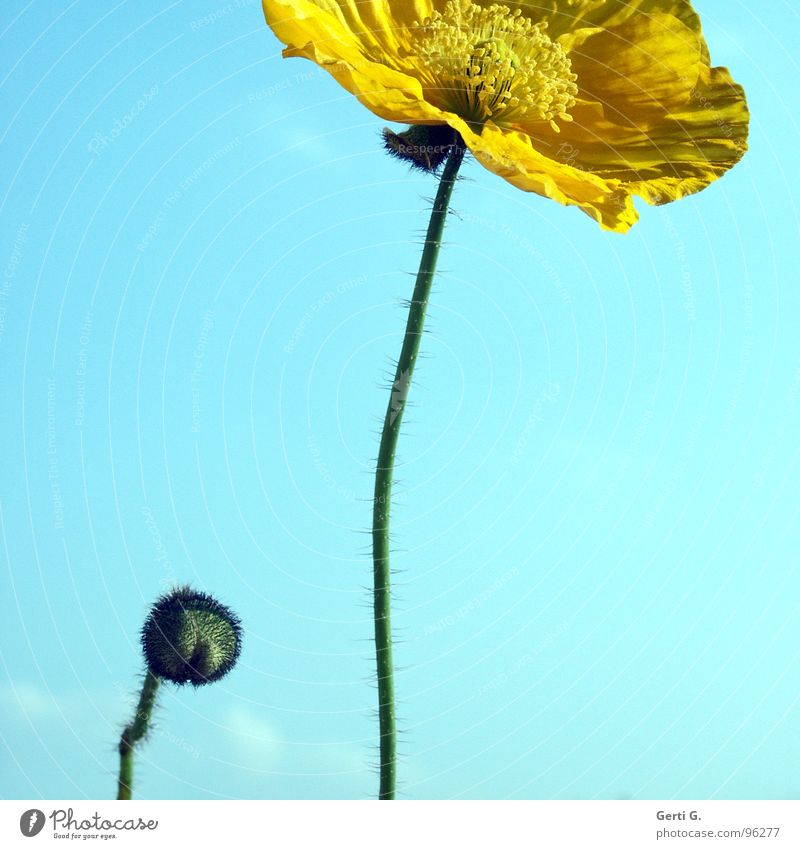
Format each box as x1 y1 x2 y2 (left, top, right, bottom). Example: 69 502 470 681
117 669 160 800
372 142 465 800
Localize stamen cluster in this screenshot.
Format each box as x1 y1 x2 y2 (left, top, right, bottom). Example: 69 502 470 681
415 0 578 129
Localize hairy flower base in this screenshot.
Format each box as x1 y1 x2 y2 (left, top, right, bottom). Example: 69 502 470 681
382 124 462 172
262 0 748 231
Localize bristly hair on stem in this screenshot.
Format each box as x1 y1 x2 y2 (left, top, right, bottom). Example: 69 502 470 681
116 586 242 800
372 138 466 800
117 669 160 800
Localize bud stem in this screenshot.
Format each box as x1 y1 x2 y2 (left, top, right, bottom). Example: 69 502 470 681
117 669 160 800
372 141 465 800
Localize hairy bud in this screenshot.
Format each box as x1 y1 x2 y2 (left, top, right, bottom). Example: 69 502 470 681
141 586 242 686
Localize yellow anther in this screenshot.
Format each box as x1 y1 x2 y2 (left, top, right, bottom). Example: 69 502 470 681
414 0 578 127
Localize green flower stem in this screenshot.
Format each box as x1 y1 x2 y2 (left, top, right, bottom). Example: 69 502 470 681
117 669 160 800
372 141 465 800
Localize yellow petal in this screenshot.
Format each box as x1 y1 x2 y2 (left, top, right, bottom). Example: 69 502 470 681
262 0 444 124
572 13 706 117
265 0 434 53
450 117 639 232
627 65 749 204
514 12 748 207
545 0 705 48
263 0 748 232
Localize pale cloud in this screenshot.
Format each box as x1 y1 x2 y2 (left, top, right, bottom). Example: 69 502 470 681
222 704 282 765
0 681 59 719
222 704 365 776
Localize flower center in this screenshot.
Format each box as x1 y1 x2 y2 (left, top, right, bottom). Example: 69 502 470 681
415 0 578 130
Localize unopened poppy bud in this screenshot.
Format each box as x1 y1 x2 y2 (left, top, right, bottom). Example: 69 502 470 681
141 586 242 686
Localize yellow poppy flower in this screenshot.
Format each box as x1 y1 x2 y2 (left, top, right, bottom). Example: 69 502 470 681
261 0 748 232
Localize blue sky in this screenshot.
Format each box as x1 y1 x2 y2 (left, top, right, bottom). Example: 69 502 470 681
1 0 799 800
